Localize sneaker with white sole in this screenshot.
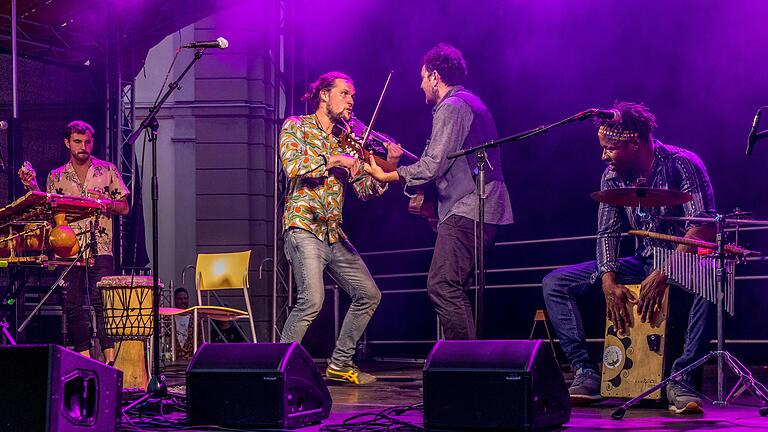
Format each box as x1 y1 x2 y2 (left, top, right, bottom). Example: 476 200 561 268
569 368 605 405
666 381 704 414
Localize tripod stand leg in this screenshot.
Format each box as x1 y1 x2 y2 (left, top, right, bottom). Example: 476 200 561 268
1 320 17 345
611 351 715 420
720 351 768 405
122 390 155 415
726 376 748 402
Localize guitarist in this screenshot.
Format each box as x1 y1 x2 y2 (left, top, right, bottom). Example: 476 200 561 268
279 71 402 385
365 44 513 340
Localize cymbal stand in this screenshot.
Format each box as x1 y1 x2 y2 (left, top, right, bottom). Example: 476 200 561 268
612 214 768 419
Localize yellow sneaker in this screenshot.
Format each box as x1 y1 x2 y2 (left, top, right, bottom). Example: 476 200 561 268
326 363 377 385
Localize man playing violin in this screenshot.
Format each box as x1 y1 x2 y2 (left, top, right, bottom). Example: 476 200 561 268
540 102 715 413
19 120 129 364
365 43 513 340
279 71 402 385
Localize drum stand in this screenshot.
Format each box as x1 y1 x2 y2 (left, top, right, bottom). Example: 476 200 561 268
17 237 94 335
612 214 768 419
0 268 28 345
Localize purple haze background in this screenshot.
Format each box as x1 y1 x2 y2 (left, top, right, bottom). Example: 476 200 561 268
193 0 768 349
284 0 768 249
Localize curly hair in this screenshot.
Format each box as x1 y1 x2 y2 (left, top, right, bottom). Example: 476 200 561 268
301 71 353 110
421 43 467 86
64 120 95 140
594 101 658 143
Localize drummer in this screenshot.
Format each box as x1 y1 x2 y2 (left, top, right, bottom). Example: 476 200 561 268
540 102 716 414
19 120 129 364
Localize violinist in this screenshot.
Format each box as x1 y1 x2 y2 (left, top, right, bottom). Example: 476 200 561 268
365 43 513 340
278 71 402 385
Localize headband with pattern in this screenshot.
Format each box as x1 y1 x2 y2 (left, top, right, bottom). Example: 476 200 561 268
598 124 639 142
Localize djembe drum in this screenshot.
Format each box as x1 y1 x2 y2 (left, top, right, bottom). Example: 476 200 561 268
98 275 161 390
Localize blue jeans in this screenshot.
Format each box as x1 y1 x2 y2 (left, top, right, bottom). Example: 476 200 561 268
280 228 381 366
542 255 713 378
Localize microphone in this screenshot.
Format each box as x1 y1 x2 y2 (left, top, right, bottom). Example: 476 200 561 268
0 120 7 130
181 37 229 49
579 108 622 123
746 108 762 156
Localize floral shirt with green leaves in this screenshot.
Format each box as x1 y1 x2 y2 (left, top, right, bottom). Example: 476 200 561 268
47 157 130 256
280 115 387 244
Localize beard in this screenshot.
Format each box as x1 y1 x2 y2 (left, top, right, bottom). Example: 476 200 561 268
72 151 91 163
326 105 350 123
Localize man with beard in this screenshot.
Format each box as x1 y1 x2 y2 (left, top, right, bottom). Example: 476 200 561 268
541 102 715 414
279 71 402 384
19 120 129 363
365 43 513 340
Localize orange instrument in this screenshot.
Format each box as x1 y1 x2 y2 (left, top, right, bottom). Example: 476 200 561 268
0 191 104 264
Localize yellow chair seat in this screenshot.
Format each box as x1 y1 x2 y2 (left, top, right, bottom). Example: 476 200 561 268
160 306 249 321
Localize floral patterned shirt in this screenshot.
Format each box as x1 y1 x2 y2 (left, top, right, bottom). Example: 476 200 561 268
280 114 387 244
46 157 130 256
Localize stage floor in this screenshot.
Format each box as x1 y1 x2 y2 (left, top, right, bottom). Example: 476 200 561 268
122 362 768 431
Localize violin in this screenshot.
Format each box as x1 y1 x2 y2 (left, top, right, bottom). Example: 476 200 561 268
331 120 398 172
333 71 438 230
331 117 418 173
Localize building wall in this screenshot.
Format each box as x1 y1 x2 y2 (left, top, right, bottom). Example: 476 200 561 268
135 2 278 341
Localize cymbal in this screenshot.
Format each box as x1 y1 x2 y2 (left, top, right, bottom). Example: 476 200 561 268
590 187 692 207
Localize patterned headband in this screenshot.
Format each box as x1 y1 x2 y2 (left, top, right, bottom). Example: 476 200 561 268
598 124 639 142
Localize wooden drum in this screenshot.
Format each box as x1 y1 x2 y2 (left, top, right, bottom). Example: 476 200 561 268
601 284 670 400
98 275 163 390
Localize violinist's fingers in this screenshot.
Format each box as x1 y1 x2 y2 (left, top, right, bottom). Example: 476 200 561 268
384 141 403 155
351 160 361 177
368 154 378 167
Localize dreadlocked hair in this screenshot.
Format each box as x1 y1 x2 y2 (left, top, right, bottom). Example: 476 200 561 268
594 101 657 143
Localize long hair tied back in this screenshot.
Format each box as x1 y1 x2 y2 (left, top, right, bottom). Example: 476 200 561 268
302 71 352 110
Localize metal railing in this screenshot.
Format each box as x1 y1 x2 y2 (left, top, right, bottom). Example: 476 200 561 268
350 226 768 349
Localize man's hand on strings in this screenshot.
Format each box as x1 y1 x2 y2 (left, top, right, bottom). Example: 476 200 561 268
364 154 399 183
384 141 403 166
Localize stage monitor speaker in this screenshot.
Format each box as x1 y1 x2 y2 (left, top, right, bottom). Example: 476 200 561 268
187 342 332 429
0 344 123 432
423 339 571 430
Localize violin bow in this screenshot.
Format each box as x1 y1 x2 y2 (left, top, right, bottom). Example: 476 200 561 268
360 70 394 149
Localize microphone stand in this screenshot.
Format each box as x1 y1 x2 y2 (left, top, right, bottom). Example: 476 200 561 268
122 48 208 414
447 110 595 338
